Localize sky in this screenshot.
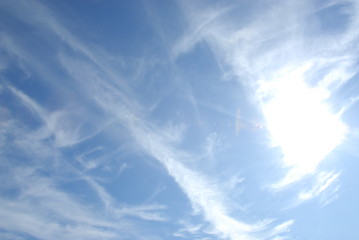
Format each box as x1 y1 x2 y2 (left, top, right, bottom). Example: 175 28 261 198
0 0 359 239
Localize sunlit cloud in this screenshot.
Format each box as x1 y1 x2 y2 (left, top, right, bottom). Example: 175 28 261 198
175 0 356 194
257 65 347 188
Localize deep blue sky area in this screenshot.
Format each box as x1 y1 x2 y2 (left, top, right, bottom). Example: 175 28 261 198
1 0 359 240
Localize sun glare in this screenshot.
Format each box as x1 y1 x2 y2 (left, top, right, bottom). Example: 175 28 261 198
259 68 347 188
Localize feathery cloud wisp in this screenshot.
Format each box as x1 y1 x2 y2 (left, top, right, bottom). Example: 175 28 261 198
175 0 354 191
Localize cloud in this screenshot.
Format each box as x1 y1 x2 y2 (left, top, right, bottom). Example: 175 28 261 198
259 66 347 188
7 86 110 148
0 203 118 240
174 0 357 194
123 113 296 240
298 171 340 204
270 220 294 237
0 126 168 240
83 174 168 222
114 204 168 222
173 220 216 239
171 3 233 58
0 90 167 240
53 11 283 240
0 168 120 240
0 1 298 239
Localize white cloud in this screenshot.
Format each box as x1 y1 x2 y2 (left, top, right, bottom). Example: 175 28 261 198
0 201 118 240
173 220 211 239
8 86 106 147
0 169 120 240
0 1 300 239
299 171 340 203
83 174 168 222
55 14 279 240
127 120 275 240
175 0 357 193
258 66 347 188
0 94 167 240
0 152 167 240
114 204 168 222
172 3 232 58
270 220 294 236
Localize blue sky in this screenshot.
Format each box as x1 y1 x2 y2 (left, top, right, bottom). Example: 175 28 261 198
1 0 359 239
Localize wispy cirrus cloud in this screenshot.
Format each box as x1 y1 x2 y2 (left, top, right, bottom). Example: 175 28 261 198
174 0 358 199
130 123 270 240
58 49 273 240
298 171 340 204
0 118 168 240
0 3 256 240
5 0 356 239
8 86 100 148
0 166 120 240
1 1 294 239
0 86 167 240
83 174 168 222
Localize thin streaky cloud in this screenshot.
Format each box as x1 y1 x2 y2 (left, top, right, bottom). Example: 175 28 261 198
2 1 277 238
8 86 102 147
0 123 168 239
2 0 358 239
55 17 284 240
175 0 354 191
0 92 168 239
129 122 270 240
0 172 120 240
270 220 294 236
83 173 168 222
298 171 340 201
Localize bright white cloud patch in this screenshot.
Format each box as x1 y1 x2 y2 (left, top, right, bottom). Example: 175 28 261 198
258 65 347 188
175 0 356 199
